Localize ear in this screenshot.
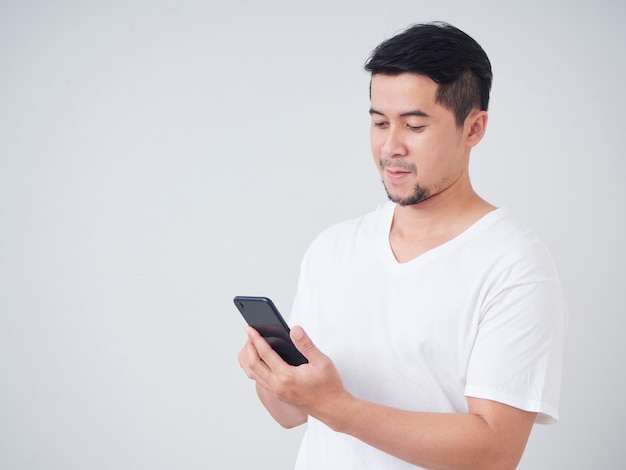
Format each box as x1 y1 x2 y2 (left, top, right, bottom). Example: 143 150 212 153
465 110 488 148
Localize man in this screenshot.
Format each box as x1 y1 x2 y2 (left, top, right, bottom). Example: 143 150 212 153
239 22 566 470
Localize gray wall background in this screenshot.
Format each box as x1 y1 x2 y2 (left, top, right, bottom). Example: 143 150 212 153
1 0 624 468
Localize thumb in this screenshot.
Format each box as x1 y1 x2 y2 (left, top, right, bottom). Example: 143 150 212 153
290 325 321 358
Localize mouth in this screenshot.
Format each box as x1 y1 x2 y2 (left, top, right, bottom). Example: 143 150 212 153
385 169 412 179
379 158 416 180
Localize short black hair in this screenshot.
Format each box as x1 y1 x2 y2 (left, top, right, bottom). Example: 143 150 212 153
364 22 492 126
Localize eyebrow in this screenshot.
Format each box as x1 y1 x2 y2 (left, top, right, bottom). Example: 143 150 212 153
369 108 430 118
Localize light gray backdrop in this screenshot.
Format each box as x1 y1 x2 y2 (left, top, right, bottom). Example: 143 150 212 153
1 0 624 468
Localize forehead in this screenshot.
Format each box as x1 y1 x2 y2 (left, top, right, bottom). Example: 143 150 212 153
370 73 439 113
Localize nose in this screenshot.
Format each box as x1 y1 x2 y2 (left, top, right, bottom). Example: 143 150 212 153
379 126 407 158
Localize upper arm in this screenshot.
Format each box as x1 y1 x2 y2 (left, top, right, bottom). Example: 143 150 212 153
467 397 537 468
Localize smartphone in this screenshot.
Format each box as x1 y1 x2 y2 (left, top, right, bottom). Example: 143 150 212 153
234 296 308 366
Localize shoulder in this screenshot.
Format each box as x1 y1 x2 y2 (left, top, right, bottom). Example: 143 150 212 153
309 202 392 251
473 208 561 283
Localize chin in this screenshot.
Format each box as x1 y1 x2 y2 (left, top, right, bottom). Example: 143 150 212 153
383 182 430 206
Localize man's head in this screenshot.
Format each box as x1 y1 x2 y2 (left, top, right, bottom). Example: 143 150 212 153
364 22 492 127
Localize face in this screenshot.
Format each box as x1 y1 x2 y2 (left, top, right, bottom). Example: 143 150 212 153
369 73 476 207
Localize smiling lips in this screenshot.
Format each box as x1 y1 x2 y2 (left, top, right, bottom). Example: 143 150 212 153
380 158 416 180
386 169 412 179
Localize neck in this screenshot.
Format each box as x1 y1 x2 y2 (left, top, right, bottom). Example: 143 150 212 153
389 181 495 262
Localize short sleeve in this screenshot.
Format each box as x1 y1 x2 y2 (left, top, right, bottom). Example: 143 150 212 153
288 234 322 329
465 279 567 424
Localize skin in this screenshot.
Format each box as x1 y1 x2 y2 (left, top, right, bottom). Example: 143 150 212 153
238 73 537 470
369 73 495 261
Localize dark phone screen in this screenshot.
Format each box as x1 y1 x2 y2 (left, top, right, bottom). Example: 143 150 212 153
234 296 308 366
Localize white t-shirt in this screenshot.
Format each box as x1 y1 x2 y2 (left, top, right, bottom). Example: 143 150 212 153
289 202 567 470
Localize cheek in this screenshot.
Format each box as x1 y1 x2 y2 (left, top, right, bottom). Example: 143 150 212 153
369 131 379 153
416 132 452 159
370 133 382 161
371 150 382 172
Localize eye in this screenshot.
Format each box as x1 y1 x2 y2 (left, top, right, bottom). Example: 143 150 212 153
372 121 388 129
406 124 425 132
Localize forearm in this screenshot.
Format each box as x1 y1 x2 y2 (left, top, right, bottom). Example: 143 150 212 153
315 393 534 470
256 382 307 429
243 326 534 468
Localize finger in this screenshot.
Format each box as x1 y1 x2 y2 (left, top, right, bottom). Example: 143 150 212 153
238 336 259 368
238 338 268 381
246 326 287 372
290 326 321 360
